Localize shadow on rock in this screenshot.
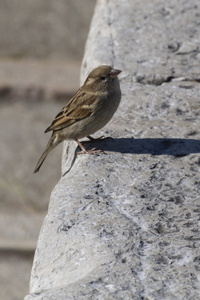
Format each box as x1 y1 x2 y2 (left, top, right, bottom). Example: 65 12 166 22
83 137 200 156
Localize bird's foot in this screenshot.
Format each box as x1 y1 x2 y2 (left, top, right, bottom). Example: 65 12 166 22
77 148 104 155
75 139 104 155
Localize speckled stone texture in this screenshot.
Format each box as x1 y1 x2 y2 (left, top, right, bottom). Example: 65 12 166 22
25 0 200 299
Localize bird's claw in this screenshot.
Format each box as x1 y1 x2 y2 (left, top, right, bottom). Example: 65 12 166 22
77 148 104 155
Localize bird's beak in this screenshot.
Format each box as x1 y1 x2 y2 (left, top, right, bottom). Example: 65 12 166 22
110 68 122 78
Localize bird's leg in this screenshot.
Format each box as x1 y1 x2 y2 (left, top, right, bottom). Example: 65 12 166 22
75 139 88 153
75 139 104 155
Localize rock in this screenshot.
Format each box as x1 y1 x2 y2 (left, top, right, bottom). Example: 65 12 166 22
25 0 200 299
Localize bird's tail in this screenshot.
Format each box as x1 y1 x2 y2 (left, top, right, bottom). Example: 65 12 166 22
33 133 60 173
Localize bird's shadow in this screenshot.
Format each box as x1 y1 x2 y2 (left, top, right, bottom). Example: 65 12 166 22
82 137 200 156
63 137 200 176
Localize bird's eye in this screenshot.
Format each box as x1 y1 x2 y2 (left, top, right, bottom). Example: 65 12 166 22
100 76 106 81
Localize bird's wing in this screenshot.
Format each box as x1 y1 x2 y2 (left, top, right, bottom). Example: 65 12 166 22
45 87 96 132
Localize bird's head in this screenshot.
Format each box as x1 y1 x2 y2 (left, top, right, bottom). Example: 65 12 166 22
84 65 121 92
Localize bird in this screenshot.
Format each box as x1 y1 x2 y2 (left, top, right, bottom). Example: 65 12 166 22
34 65 122 173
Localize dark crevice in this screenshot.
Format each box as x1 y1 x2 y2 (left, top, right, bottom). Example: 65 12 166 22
136 76 175 86
136 75 200 86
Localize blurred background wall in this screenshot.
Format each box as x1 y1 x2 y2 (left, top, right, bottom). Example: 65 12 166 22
0 1 96 299
0 0 95 60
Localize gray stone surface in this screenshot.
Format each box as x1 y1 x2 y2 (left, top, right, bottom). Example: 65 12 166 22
25 0 200 299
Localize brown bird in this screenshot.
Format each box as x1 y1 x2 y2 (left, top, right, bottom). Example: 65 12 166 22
34 65 122 173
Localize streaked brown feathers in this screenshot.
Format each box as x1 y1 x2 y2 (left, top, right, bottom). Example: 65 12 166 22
45 87 95 132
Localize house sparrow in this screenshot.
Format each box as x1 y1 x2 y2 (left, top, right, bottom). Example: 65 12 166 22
34 65 122 173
